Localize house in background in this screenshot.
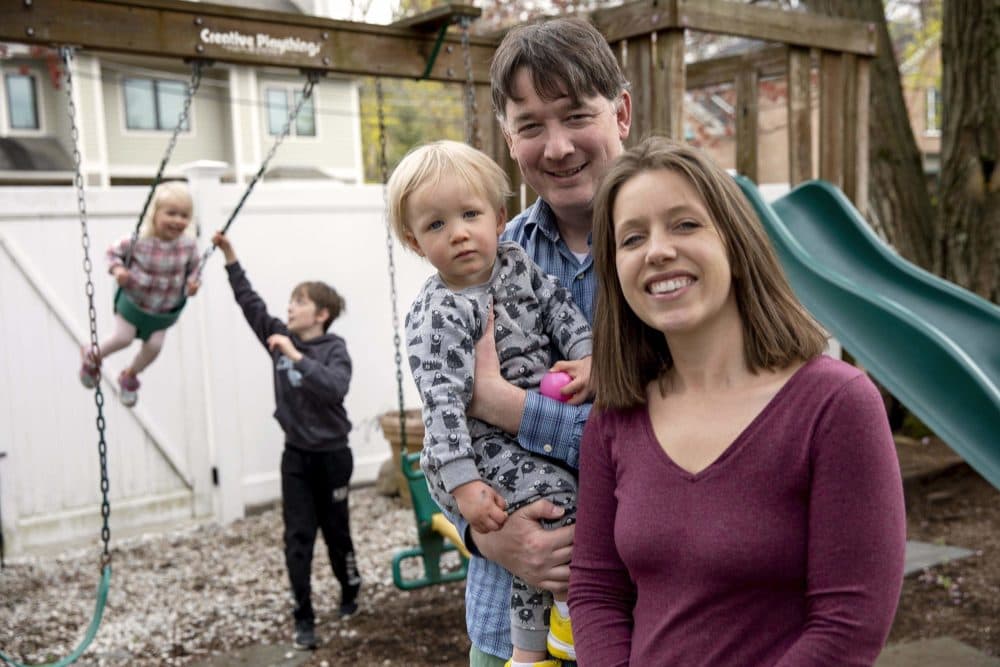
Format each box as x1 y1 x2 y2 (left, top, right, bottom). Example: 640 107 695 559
0 0 364 187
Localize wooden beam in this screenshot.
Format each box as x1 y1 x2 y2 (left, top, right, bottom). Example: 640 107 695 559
687 45 789 90
735 65 759 182
391 4 480 32
654 29 685 140
0 0 496 83
787 46 813 185
592 0 876 56
592 0 678 46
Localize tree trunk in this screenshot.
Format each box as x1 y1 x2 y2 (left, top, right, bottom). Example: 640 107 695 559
938 0 999 302
804 0 936 271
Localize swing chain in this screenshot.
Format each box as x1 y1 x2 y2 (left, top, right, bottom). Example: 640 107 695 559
60 47 112 569
126 60 206 268
197 71 322 273
375 78 409 455
458 17 481 150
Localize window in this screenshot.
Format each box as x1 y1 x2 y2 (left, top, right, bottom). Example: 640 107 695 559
925 87 941 135
123 77 190 131
5 73 39 130
266 87 315 137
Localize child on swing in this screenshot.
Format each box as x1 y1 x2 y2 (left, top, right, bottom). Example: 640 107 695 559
387 140 591 667
78 181 201 407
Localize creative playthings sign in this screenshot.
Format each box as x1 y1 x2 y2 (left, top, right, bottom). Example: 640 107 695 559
198 28 322 58
0 0 495 81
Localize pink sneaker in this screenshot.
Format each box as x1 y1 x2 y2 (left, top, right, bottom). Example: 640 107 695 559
118 371 140 407
79 346 101 389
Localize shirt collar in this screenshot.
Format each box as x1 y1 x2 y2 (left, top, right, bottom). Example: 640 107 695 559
523 199 562 243
523 199 595 250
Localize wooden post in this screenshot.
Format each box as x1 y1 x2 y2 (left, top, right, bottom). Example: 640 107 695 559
614 41 632 146
654 29 686 140
841 54 870 211
479 85 524 216
819 50 844 187
735 66 759 182
474 83 496 158
787 46 813 186
626 36 654 144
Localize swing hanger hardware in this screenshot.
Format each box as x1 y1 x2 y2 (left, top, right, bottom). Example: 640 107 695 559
389 4 481 81
182 56 215 68
301 68 325 85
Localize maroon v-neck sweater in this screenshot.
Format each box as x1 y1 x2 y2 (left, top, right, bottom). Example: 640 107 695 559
569 356 906 667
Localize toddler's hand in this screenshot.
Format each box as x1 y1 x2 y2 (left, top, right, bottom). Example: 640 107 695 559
113 267 130 287
185 277 201 297
454 480 507 533
550 356 593 405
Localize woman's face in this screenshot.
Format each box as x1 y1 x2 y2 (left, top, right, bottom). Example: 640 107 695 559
612 168 738 338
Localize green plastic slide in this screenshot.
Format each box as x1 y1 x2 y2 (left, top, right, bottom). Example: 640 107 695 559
736 177 1000 490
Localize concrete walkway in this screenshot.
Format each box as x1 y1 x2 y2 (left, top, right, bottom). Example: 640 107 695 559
188 643 311 667
186 636 1000 666
905 539 976 575
877 638 1000 666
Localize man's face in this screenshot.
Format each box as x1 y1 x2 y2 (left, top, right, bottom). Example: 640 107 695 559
503 67 631 225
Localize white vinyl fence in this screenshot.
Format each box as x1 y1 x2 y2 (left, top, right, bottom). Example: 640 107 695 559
0 163 431 555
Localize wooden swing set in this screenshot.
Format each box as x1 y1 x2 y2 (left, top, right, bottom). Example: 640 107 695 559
0 0 874 663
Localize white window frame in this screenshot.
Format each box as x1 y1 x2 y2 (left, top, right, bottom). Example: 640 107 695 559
263 84 318 140
925 87 941 137
119 74 196 136
2 69 45 136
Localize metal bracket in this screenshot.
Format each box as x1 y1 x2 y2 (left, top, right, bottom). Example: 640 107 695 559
391 3 482 80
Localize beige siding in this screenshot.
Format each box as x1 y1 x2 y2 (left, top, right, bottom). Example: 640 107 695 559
255 74 362 181
100 62 232 179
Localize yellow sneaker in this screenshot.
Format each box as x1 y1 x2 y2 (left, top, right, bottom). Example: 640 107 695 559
546 605 575 661
503 660 562 667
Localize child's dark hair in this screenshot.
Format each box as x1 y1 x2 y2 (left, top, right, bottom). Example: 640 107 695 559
292 281 345 332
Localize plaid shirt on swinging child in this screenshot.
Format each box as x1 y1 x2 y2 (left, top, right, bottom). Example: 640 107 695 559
107 235 199 313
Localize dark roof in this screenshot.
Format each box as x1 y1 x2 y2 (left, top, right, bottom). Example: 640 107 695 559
0 137 72 171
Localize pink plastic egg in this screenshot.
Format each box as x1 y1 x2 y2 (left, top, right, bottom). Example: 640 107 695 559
539 371 573 403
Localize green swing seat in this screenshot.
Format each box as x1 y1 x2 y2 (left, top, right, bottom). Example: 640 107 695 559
114 288 186 341
391 450 471 590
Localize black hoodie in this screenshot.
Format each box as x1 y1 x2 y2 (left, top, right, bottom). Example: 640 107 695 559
226 262 352 452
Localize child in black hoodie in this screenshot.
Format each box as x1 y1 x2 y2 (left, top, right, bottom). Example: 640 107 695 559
213 231 361 651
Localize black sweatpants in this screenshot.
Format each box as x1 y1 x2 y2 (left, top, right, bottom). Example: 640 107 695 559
281 446 361 624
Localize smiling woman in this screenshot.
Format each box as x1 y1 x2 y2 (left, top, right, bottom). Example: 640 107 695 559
611 168 737 342
569 136 907 667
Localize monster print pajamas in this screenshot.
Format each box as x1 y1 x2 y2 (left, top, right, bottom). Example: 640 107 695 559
405 241 592 653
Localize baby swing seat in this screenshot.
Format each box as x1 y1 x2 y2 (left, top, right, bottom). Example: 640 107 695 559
114 288 186 341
